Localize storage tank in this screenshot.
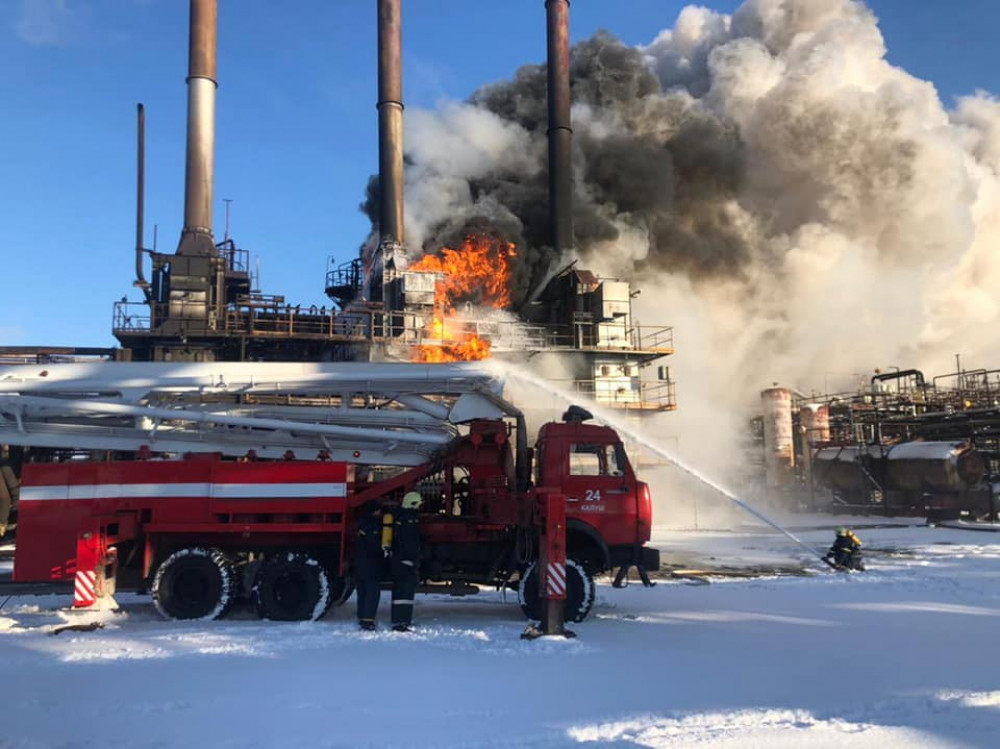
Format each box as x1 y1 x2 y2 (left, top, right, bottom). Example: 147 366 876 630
761 387 794 488
799 403 830 443
885 441 985 492
812 445 886 494
798 403 830 486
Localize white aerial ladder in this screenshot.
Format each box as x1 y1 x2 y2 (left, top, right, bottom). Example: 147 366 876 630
0 362 515 465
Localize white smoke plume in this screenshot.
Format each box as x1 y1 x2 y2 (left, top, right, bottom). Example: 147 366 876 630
361 0 1000 501
630 0 1000 485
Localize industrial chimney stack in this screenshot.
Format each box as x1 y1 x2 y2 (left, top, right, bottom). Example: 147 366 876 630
177 0 218 256
546 0 573 258
377 0 405 250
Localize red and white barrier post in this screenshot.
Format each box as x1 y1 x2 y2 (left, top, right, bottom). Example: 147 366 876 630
527 491 574 639
73 521 118 611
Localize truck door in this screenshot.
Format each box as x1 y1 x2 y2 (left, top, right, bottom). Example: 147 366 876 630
563 441 634 526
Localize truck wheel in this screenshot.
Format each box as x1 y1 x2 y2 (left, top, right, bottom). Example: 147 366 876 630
252 553 332 621
152 547 235 621
517 558 596 623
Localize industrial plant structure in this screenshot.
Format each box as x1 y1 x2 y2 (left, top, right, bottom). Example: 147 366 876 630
757 366 1000 521
106 0 676 414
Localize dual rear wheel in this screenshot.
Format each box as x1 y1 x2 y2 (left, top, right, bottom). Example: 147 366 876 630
152 547 237 621
152 547 349 621
251 553 333 621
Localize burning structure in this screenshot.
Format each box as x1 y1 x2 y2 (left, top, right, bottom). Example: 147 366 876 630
108 0 675 413
756 366 1000 521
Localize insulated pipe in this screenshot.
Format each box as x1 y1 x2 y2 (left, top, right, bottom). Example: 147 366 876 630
178 0 218 256
546 0 573 257
135 103 149 295
377 0 404 247
871 369 925 388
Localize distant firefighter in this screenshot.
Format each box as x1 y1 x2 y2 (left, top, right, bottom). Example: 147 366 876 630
826 527 865 571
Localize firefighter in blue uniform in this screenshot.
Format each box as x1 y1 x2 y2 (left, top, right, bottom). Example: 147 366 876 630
391 491 423 632
355 500 387 631
826 526 865 571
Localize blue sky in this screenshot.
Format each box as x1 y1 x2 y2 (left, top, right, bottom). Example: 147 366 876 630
1 0 998 347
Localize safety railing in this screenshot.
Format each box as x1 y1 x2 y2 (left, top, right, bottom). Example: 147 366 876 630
113 300 674 359
325 258 363 300
549 378 677 411
216 240 249 274
634 325 674 352
112 302 152 332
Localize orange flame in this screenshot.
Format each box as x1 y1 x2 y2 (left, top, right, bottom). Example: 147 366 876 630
410 235 516 362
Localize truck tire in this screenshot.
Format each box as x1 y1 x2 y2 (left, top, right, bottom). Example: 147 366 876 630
152 547 236 621
517 558 596 623
252 553 332 621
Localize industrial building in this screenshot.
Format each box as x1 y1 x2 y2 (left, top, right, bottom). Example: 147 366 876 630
757 366 1000 521
102 0 676 414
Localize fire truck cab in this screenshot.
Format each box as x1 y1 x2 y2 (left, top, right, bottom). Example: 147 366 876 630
535 419 655 575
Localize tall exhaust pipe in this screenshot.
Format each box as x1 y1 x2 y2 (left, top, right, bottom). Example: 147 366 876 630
546 0 573 257
377 0 404 249
177 0 217 256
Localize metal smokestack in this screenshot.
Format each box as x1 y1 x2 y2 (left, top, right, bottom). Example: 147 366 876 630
135 103 149 298
177 0 217 256
546 0 573 257
377 0 404 248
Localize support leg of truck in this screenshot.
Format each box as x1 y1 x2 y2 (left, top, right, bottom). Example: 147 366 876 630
73 520 119 612
522 492 575 640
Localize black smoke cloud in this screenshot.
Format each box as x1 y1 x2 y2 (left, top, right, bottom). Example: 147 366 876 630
362 31 749 308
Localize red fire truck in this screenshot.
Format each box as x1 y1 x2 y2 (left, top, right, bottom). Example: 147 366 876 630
2 362 658 622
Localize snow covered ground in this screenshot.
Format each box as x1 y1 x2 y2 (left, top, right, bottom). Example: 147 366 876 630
2 522 999 748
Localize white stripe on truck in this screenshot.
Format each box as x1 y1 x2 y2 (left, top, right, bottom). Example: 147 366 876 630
20 482 348 501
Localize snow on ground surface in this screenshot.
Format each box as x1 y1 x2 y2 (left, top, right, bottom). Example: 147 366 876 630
2 521 1000 748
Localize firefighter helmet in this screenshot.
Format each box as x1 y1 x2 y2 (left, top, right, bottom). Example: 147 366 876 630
402 491 424 510
835 526 849 536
